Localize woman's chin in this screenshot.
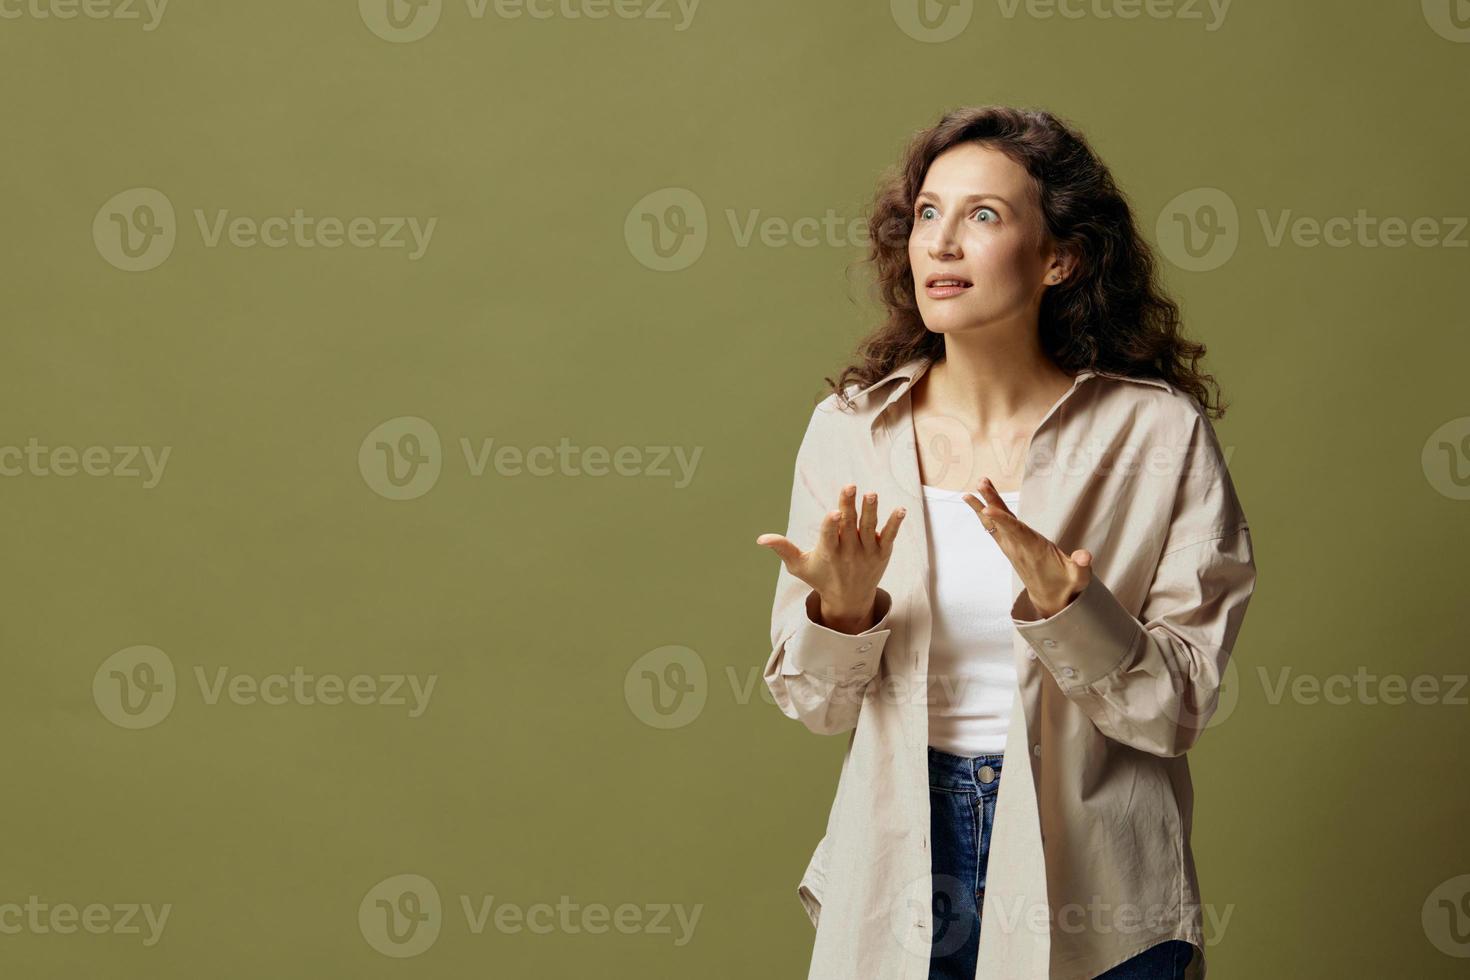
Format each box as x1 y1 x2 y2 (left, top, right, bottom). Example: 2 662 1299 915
920 310 989 334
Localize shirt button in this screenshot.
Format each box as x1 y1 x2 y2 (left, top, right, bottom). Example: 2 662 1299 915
857 642 872 652
1062 666 1076 679
1043 639 1058 648
852 661 866 671
1026 648 1037 660
1033 744 1042 757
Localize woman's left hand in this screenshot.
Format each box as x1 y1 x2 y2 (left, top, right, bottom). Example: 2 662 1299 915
963 476 1093 620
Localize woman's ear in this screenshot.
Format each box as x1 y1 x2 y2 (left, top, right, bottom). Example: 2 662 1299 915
1047 246 1079 285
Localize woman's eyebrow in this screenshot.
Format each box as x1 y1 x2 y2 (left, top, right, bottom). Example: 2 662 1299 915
915 191 1012 208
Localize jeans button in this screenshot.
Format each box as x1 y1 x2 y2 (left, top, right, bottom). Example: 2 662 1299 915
977 764 996 784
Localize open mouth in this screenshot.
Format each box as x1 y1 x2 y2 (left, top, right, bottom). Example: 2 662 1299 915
924 274 973 297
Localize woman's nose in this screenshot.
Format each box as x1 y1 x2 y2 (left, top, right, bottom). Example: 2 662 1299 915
928 219 962 260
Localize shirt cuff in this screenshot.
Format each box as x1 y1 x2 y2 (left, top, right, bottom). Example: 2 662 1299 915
1011 574 1142 694
780 588 895 680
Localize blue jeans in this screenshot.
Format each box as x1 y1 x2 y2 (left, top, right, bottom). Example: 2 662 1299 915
927 746 1195 980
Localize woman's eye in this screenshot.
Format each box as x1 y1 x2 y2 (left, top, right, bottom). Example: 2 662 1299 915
914 204 997 222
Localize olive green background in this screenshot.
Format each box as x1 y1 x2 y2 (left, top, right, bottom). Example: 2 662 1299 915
2 0 1467 977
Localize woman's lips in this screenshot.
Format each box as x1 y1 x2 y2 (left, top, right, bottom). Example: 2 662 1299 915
924 283 972 299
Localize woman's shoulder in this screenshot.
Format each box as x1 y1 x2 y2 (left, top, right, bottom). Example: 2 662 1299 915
1088 372 1210 433
806 383 883 426
781 387 886 472
1089 375 1236 492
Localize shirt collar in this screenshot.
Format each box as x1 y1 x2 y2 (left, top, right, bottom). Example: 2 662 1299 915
852 352 1173 433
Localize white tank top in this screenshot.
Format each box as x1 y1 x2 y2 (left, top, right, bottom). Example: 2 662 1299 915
920 483 1020 756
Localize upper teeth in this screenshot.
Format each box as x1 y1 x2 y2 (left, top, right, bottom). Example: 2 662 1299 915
933 279 966 286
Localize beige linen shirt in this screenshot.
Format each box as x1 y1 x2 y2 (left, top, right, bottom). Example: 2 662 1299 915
763 353 1256 980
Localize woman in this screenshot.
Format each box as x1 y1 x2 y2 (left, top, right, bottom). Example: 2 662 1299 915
756 106 1255 980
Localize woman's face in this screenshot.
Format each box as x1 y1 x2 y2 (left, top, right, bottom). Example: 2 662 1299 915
907 142 1067 336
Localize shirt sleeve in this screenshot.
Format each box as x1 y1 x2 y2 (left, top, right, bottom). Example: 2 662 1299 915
762 402 896 736
1009 408 1257 757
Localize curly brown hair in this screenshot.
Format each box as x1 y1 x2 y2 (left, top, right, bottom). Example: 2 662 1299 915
829 105 1226 419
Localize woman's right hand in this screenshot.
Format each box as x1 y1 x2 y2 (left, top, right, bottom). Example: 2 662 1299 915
756 484 907 634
